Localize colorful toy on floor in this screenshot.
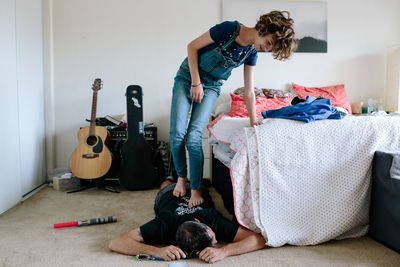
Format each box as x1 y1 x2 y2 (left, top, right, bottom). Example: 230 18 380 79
54 215 117 228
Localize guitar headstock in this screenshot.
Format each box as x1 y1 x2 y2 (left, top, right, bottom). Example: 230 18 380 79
92 78 102 92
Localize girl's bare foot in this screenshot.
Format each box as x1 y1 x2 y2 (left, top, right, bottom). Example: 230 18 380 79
188 189 204 208
173 177 187 197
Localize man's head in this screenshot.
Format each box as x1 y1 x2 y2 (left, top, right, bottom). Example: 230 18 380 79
175 220 217 256
254 10 297 60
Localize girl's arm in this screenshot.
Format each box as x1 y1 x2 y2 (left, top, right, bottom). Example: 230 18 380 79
187 31 215 103
243 64 261 126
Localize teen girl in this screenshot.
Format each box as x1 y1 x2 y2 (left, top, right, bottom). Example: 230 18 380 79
169 11 297 208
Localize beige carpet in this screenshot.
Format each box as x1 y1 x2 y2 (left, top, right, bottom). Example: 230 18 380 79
0 184 399 267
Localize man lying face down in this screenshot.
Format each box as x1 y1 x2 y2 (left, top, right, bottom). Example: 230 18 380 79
108 181 267 263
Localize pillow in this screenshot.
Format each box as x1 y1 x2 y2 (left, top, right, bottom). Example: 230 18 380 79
213 101 231 117
292 83 352 114
233 87 264 97
229 93 292 118
262 88 293 98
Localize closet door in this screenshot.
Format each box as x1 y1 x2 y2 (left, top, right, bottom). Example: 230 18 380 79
0 0 46 214
0 0 23 214
16 0 46 195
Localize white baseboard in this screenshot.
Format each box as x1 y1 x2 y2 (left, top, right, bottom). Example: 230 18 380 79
22 183 48 201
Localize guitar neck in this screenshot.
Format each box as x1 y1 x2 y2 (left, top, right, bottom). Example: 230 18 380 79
89 91 98 136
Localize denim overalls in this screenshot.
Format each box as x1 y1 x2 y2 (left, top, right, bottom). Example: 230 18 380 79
169 21 255 190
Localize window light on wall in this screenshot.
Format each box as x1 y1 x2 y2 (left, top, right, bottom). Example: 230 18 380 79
385 45 400 112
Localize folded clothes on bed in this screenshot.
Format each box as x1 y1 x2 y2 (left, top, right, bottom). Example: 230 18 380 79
261 96 342 123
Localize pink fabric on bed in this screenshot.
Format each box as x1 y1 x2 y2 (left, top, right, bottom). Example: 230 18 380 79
229 93 292 118
206 115 260 231
230 132 259 232
292 83 352 114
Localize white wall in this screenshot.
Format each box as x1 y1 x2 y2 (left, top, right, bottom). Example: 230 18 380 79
48 0 400 168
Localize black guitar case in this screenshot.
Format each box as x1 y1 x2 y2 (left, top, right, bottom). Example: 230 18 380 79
119 85 156 190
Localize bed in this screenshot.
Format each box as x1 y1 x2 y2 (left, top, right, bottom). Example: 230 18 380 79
207 91 400 247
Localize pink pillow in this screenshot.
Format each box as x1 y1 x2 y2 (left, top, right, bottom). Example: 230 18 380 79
229 93 292 118
292 83 352 114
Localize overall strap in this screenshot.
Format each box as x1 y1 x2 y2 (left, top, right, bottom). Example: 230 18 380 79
221 21 256 64
221 21 241 50
239 44 255 62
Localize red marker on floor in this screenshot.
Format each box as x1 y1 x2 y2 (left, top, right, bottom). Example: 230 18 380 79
54 216 117 228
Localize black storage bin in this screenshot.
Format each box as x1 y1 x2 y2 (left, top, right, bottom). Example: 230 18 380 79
369 151 400 253
211 155 235 218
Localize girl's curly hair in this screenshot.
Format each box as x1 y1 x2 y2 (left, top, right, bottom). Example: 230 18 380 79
255 10 297 60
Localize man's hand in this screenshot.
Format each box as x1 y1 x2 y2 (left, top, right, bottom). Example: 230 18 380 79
197 227 267 263
108 229 186 261
154 245 186 261
190 84 204 103
198 247 228 264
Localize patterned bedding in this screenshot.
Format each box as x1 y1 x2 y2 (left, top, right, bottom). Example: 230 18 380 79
207 114 400 246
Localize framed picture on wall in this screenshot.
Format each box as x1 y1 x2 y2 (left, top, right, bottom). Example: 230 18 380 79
222 0 327 53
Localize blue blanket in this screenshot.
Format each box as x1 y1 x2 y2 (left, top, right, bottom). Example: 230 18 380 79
261 96 342 123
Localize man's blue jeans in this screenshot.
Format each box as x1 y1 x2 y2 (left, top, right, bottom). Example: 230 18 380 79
169 70 221 190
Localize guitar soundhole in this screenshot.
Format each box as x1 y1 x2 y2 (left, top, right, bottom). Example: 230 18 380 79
86 135 98 146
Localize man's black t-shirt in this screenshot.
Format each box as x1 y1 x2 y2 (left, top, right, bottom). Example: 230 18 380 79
140 186 239 245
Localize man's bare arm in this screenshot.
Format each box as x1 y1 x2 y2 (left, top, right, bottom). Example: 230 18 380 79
108 228 186 261
198 226 267 263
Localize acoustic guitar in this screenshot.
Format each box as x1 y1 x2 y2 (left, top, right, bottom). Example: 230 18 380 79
69 78 112 179
119 85 156 190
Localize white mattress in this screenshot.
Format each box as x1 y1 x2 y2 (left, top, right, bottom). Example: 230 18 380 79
211 142 234 168
207 115 249 168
